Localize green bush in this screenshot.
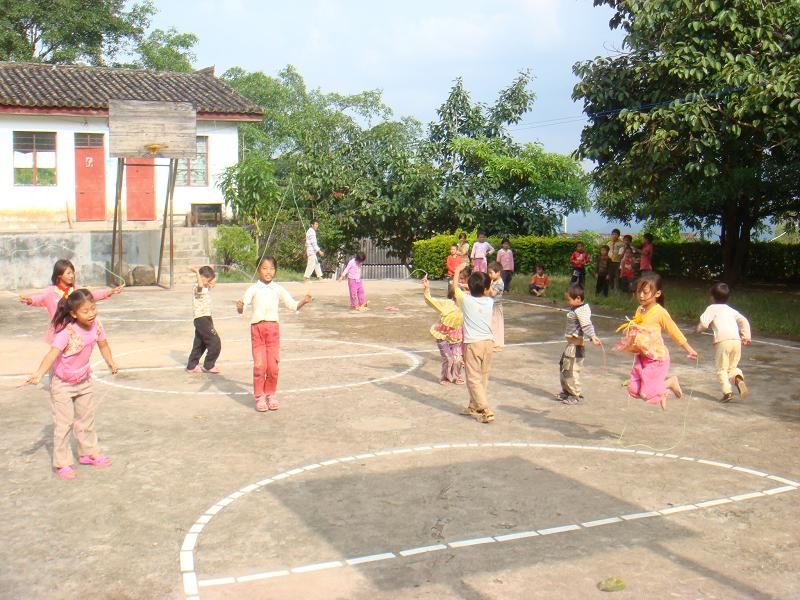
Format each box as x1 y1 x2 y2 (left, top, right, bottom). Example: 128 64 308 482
413 234 800 282
213 225 257 271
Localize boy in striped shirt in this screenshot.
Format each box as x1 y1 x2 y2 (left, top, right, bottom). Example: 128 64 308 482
558 283 601 404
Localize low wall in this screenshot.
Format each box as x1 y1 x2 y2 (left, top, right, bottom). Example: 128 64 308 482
0 230 164 290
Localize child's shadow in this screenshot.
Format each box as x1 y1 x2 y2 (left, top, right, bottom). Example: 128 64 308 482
166 350 253 410
21 424 53 462
499 404 620 442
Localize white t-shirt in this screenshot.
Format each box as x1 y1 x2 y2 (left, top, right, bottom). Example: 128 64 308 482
454 287 494 343
698 304 751 343
305 227 319 256
242 280 299 324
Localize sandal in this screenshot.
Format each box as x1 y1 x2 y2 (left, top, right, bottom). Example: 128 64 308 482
460 406 479 417
561 396 582 405
79 454 112 468
478 410 495 423
454 379 465 385
255 396 268 412
267 395 280 411
439 379 451 385
55 466 76 480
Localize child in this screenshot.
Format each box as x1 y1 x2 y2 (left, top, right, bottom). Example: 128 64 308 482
558 283 602 404
607 228 623 291
496 238 515 292
457 233 470 263
569 241 590 288
339 251 368 311
237 257 312 412
696 282 751 402
619 247 635 293
446 244 462 279
421 275 464 385
452 261 495 423
488 262 505 351
529 265 549 296
617 273 698 410
303 218 325 283
457 264 473 292
25 289 118 480
639 233 654 273
470 231 495 273
19 259 123 341
596 245 611 297
187 266 221 374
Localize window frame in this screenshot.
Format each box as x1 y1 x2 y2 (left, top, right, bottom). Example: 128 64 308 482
176 136 209 187
13 131 58 187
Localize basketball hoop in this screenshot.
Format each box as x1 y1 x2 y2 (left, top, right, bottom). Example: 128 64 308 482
145 143 167 156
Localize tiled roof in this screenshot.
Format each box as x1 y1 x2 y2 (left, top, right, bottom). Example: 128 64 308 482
0 61 262 116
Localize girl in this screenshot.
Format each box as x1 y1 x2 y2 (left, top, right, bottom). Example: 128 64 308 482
496 238 515 292
421 275 464 385
19 259 123 341
25 289 118 480
488 262 505 351
237 257 312 412
616 273 698 410
619 247 635 293
456 233 470 264
338 251 368 311
470 231 495 273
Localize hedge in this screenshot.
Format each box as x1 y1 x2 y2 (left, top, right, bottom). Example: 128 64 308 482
412 234 800 282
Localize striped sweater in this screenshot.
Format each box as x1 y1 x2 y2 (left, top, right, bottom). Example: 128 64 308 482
564 303 596 340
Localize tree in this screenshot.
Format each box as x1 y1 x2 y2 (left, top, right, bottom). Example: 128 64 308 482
128 27 197 72
0 0 154 64
573 0 800 284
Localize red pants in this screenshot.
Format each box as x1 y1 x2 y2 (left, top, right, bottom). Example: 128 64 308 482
251 321 280 398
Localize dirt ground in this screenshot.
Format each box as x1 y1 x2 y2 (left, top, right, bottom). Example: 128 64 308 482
0 278 798 600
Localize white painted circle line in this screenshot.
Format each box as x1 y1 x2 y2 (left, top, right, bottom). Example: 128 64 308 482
180 442 799 597
91 338 421 396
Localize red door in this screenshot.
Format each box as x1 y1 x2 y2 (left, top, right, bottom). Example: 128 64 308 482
126 158 156 220
74 134 106 221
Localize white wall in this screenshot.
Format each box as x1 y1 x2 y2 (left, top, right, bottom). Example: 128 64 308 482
0 114 239 227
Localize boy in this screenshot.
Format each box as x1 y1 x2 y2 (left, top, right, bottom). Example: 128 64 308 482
529 264 549 296
619 247 635 293
558 283 601 404
569 241 590 288
639 233 654 273
453 261 495 423
607 228 623 290
496 238 515 292
187 266 221 373
303 218 325 283
470 231 495 273
596 245 611 297
696 282 751 403
446 244 462 279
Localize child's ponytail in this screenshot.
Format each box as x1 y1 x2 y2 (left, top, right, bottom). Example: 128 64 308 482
52 289 94 332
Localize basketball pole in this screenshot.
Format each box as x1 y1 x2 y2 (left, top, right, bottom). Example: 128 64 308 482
111 157 124 279
156 158 178 289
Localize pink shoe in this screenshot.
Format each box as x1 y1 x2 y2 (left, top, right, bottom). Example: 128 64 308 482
79 454 112 468
55 466 76 480
203 366 220 374
255 396 268 412
267 395 280 410
187 365 203 373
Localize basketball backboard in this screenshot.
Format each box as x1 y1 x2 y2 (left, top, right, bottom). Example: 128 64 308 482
109 100 197 158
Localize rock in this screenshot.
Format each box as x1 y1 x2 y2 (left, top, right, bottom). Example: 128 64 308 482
132 265 157 286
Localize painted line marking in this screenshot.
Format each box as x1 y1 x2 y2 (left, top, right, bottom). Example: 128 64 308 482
538 524 581 535
291 561 344 574
345 553 396 565
494 530 540 542
581 517 623 528
236 570 290 583
399 544 448 556
448 537 496 548
355 453 376 459
181 442 800 596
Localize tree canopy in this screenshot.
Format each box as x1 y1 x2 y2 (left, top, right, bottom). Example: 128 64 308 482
573 0 800 283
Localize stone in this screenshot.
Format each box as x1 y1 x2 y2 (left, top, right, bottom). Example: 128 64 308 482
132 265 157 286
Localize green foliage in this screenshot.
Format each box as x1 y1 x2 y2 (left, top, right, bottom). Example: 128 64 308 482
213 225 256 272
574 0 800 284
642 217 684 243
128 27 197 71
0 0 155 64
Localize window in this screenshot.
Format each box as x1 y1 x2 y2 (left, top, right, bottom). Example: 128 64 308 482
14 131 57 185
74 133 104 148
176 136 208 186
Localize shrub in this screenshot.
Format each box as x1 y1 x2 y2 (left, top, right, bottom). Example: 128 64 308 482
213 225 257 272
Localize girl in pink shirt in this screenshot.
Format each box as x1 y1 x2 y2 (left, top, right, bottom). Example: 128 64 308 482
26 289 118 480
18 259 123 341
339 251 368 311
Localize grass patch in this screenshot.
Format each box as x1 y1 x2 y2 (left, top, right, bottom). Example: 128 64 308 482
215 268 307 283
507 273 800 339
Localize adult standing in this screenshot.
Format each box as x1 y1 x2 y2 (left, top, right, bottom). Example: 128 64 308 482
303 218 325 283
606 228 624 290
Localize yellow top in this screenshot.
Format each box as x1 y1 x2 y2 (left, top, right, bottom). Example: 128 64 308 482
424 290 464 343
616 303 686 360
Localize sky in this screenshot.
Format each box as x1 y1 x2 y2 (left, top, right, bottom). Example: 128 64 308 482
149 0 637 233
